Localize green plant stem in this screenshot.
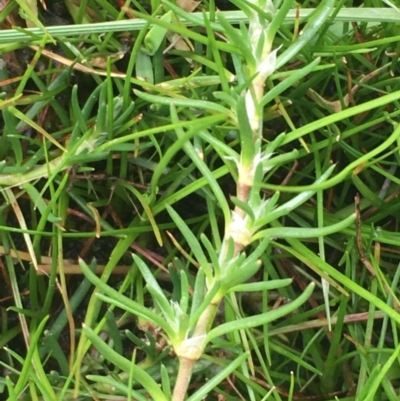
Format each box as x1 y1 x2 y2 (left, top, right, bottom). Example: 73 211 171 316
173 357 197 401
192 299 220 337
172 294 221 399
174 5 271 395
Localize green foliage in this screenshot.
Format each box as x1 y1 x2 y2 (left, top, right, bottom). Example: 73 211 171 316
2 0 400 400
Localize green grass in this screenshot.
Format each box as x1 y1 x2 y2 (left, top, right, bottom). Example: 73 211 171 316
1 0 400 400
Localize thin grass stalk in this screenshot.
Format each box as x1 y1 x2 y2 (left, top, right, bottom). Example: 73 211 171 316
1 8 399 44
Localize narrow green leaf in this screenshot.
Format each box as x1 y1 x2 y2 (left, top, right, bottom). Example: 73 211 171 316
42 330 69 376
118 182 162 246
79 258 176 340
83 325 169 401
6 375 17 399
276 0 335 69
23 183 62 223
352 176 385 208
136 51 154 84
212 91 238 109
134 89 231 115
364 343 400 401
2 107 22 165
169 103 231 225
253 213 356 241
276 233 400 324
265 0 294 46
133 254 174 321
28 355 57 401
189 281 221 329
160 364 172 399
207 283 314 342
200 234 221 277
258 165 335 224
190 268 206 319
86 375 149 401
179 269 190 314
217 13 254 65
70 85 88 141
105 310 123 355
237 93 256 166
186 352 250 401
9 105 65 152
95 81 108 136
166 205 212 279
262 149 299 170
356 363 382 401
230 196 256 221
14 315 53 398
143 11 171 55
270 341 322 376
150 113 227 196
15 0 49 32
237 236 270 275
229 279 292 293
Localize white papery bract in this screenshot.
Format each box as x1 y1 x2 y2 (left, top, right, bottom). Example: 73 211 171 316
257 47 279 80
175 335 207 360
